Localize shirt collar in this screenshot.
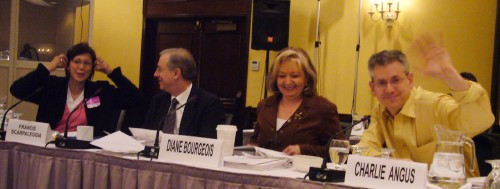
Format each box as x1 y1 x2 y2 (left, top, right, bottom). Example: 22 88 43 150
172 83 192 106
399 87 416 118
66 86 84 111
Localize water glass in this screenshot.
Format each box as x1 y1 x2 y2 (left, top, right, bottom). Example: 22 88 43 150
484 159 500 189
351 145 368 156
0 95 6 109
12 112 23 119
329 139 350 170
380 148 394 159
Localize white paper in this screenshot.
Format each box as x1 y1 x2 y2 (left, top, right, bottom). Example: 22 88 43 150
225 146 292 171
90 131 144 153
224 156 290 171
255 146 291 160
129 127 157 140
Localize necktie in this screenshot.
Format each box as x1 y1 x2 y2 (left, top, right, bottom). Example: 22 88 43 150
162 98 179 134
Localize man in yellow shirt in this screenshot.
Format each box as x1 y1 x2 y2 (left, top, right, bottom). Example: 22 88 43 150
357 34 495 177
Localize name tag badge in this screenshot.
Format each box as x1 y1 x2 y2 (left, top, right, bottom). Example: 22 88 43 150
6 119 52 147
345 155 428 189
159 133 223 168
86 96 101 108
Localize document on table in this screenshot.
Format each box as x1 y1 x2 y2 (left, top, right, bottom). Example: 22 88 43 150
129 127 157 145
225 146 291 171
90 131 144 153
233 146 291 159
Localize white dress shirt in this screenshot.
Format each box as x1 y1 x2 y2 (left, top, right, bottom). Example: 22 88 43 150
170 84 192 135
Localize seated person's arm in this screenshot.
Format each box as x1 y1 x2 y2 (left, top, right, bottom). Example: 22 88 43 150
96 58 144 109
10 55 65 103
412 33 494 137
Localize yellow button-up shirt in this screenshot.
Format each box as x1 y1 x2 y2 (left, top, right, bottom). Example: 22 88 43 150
358 82 495 177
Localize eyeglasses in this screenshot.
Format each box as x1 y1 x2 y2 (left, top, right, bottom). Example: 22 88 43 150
373 76 406 88
72 59 92 67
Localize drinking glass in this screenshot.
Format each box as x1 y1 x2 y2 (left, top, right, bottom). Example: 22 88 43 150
12 112 23 119
351 145 368 156
484 159 500 189
380 148 394 159
0 95 6 110
329 139 350 170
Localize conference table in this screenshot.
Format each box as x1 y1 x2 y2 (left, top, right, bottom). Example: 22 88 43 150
0 141 363 189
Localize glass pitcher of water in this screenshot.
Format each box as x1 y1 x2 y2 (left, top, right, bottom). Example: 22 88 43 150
428 125 475 188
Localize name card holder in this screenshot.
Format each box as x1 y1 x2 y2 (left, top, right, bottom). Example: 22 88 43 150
6 119 52 147
159 134 223 168
345 155 428 189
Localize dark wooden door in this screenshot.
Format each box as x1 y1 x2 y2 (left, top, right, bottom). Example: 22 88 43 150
136 18 248 126
153 18 247 100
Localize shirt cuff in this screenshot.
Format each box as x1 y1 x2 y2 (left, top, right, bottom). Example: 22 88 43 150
107 67 122 79
450 81 484 103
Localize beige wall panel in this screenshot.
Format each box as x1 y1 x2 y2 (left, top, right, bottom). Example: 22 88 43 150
13 68 37 121
0 67 9 98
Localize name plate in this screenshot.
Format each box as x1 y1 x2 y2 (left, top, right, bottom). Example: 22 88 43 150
345 155 428 189
6 119 52 147
159 133 223 168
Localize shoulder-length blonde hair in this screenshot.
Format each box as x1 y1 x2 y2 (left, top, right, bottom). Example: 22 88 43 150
268 47 317 96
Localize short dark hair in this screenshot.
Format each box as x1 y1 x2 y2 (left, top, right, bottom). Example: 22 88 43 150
268 47 317 96
159 48 197 82
460 72 477 82
65 42 97 80
368 50 409 79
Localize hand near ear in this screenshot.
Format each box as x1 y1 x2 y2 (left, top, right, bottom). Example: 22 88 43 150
45 54 68 72
94 57 113 75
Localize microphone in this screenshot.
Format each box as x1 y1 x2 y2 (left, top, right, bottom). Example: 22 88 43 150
0 87 43 140
139 95 198 160
334 115 371 140
54 88 103 149
305 115 371 182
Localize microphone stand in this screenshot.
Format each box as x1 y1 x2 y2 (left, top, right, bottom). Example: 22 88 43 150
1 87 43 140
138 96 197 160
305 115 371 182
54 88 102 149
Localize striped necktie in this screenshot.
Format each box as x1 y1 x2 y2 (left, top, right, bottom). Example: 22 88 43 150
162 98 179 134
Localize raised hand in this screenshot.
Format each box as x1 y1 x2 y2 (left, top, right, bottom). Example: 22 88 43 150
411 32 453 78
94 57 113 75
411 32 469 91
46 54 68 72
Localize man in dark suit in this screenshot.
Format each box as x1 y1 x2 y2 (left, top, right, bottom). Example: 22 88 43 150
142 48 226 139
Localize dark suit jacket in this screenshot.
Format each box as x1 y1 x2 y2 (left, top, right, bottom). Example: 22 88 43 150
250 94 343 157
10 64 143 137
142 87 226 139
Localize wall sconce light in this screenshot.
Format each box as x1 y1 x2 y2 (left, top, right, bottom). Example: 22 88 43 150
368 0 401 28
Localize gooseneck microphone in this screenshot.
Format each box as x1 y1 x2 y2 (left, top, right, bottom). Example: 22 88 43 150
139 95 198 160
334 115 371 141
54 88 102 149
0 87 43 140
305 115 371 182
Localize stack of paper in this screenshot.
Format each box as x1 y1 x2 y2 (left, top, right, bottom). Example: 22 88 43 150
224 146 291 171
